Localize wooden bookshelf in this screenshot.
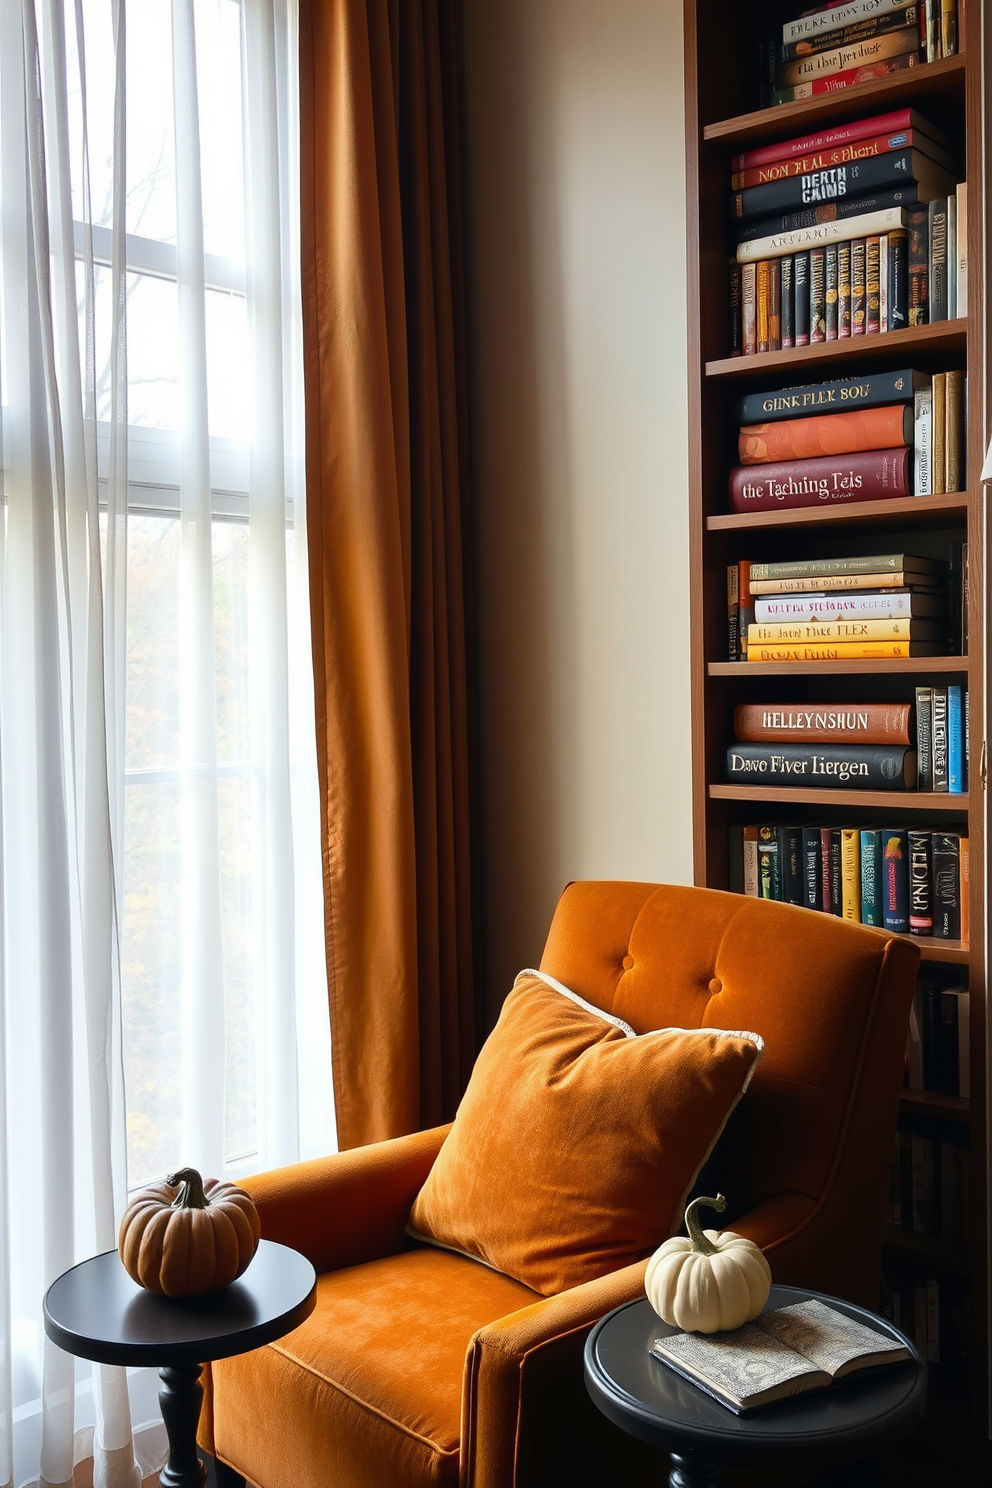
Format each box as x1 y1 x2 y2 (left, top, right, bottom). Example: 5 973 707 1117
684 0 987 1437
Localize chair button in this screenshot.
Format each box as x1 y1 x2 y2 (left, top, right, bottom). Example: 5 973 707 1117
622 955 634 970
708 977 722 995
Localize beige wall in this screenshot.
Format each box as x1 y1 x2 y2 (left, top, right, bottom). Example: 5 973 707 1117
462 0 693 1013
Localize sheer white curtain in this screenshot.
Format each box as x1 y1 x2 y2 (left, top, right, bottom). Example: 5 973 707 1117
0 2 332 1486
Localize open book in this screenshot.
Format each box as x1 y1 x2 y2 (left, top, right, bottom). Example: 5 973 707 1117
649 1298 911 1414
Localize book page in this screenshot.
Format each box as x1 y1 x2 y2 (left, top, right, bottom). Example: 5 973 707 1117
652 1324 826 1409
757 1299 908 1378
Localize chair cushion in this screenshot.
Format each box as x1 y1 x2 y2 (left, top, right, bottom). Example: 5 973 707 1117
407 971 763 1295
207 1247 540 1488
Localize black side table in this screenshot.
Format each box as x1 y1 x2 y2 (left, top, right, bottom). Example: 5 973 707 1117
584 1284 926 1488
44 1240 316 1488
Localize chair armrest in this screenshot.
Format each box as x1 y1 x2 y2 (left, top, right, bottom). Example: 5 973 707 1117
240 1124 450 1274
460 1260 649 1488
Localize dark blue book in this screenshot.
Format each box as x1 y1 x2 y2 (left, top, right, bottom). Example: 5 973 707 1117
737 369 929 425
882 829 909 934
947 685 963 793
860 830 884 927
801 827 822 911
779 826 804 906
726 743 918 790
734 184 923 243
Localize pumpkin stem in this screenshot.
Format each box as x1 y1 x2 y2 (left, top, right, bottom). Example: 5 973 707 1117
166 1167 210 1210
684 1193 727 1256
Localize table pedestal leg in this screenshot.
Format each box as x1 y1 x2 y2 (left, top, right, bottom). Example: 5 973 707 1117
158 1365 207 1488
668 1450 721 1488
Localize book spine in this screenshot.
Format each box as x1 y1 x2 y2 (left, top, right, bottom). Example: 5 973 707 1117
830 829 843 917
947 684 963 791
749 548 943 581
743 825 759 896
931 832 961 938
794 252 811 345
736 207 907 264
802 827 823 910
879 233 889 332
931 371 946 493
913 386 933 495
755 592 934 621
728 260 743 356
774 54 917 106
739 561 754 658
757 825 782 900
860 829 884 925
734 184 919 246
780 8 920 63
946 193 957 318
784 2 919 46
725 742 916 789
729 447 911 514
748 619 938 643
889 229 909 330
731 108 925 171
768 257 782 350
929 198 948 321
727 563 740 661
851 238 867 334
924 0 939 61
931 684 949 790
740 405 913 464
838 241 852 336
945 368 965 492
742 263 757 355
781 255 795 348
779 826 804 906
757 260 771 352
748 640 938 660
750 570 934 592
915 686 933 789
908 829 933 934
825 243 839 340
733 702 912 745
940 0 957 55
734 148 927 221
866 236 881 333
841 828 861 921
907 204 929 324
882 829 909 932
737 369 921 424
820 825 835 914
731 129 945 189
810 247 826 342
778 29 921 91
955 181 967 316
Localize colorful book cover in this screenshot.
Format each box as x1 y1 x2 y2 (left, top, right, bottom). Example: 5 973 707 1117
729 447 912 514
947 684 963 792
739 405 913 464
882 829 909 932
860 829 884 925
841 828 862 921
908 829 933 935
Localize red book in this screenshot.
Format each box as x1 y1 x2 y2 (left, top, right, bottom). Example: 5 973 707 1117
731 130 945 189
729 447 911 513
739 404 913 464
731 108 931 171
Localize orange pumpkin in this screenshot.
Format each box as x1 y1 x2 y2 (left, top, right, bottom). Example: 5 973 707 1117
118 1167 261 1296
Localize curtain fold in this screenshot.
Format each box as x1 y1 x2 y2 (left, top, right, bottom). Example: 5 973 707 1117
300 0 475 1148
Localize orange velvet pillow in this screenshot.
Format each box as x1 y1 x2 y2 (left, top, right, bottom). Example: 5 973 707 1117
407 971 763 1296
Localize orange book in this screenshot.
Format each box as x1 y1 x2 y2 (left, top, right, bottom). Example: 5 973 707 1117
739 404 913 464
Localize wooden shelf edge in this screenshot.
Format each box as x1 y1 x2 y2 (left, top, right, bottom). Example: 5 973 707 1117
706 493 969 532
916 938 971 965
709 784 969 809
900 1088 971 1121
882 1224 971 1275
706 321 967 380
702 54 966 146
708 656 969 676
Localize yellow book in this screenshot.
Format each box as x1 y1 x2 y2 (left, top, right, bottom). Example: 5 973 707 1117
747 641 941 661
747 619 940 644
841 829 861 923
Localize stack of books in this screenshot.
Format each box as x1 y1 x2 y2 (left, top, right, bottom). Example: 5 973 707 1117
728 110 965 356
728 822 970 938
727 553 947 658
915 684 968 791
759 1 959 108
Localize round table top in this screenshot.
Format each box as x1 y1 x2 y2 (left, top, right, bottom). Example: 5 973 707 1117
44 1240 316 1369
584 1285 926 1466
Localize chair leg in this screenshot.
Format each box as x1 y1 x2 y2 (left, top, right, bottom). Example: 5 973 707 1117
213 1460 247 1488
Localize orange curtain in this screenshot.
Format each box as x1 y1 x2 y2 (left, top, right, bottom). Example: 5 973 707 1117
300 0 476 1149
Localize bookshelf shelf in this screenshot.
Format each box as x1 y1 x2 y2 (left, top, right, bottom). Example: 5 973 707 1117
899 1087 971 1122
707 493 968 533
706 321 967 380
702 54 966 147
709 785 968 811
685 0 986 1432
708 657 969 677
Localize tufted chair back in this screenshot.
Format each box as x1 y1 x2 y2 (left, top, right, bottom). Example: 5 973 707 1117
539 880 920 1304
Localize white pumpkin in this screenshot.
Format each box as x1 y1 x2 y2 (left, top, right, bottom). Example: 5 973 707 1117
645 1193 772 1334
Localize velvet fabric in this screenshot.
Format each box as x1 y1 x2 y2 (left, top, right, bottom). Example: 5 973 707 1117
407 973 762 1294
300 0 476 1150
201 883 920 1488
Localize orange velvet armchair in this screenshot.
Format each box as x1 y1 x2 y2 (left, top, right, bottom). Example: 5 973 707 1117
200 882 919 1488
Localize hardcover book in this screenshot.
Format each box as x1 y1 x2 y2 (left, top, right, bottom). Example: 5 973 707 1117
736 206 907 264
737 370 928 424
780 10 919 67
726 743 918 789
735 183 921 246
754 591 945 621
732 151 954 222
747 619 941 643
882 829 910 931
860 829 884 926
774 51 918 103
739 404 913 464
908 830 933 933
730 108 949 171
783 2 919 47
931 831 961 938
733 703 912 745
649 1299 909 1415
729 447 911 513
777 28 921 93
748 552 941 580
730 128 947 189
